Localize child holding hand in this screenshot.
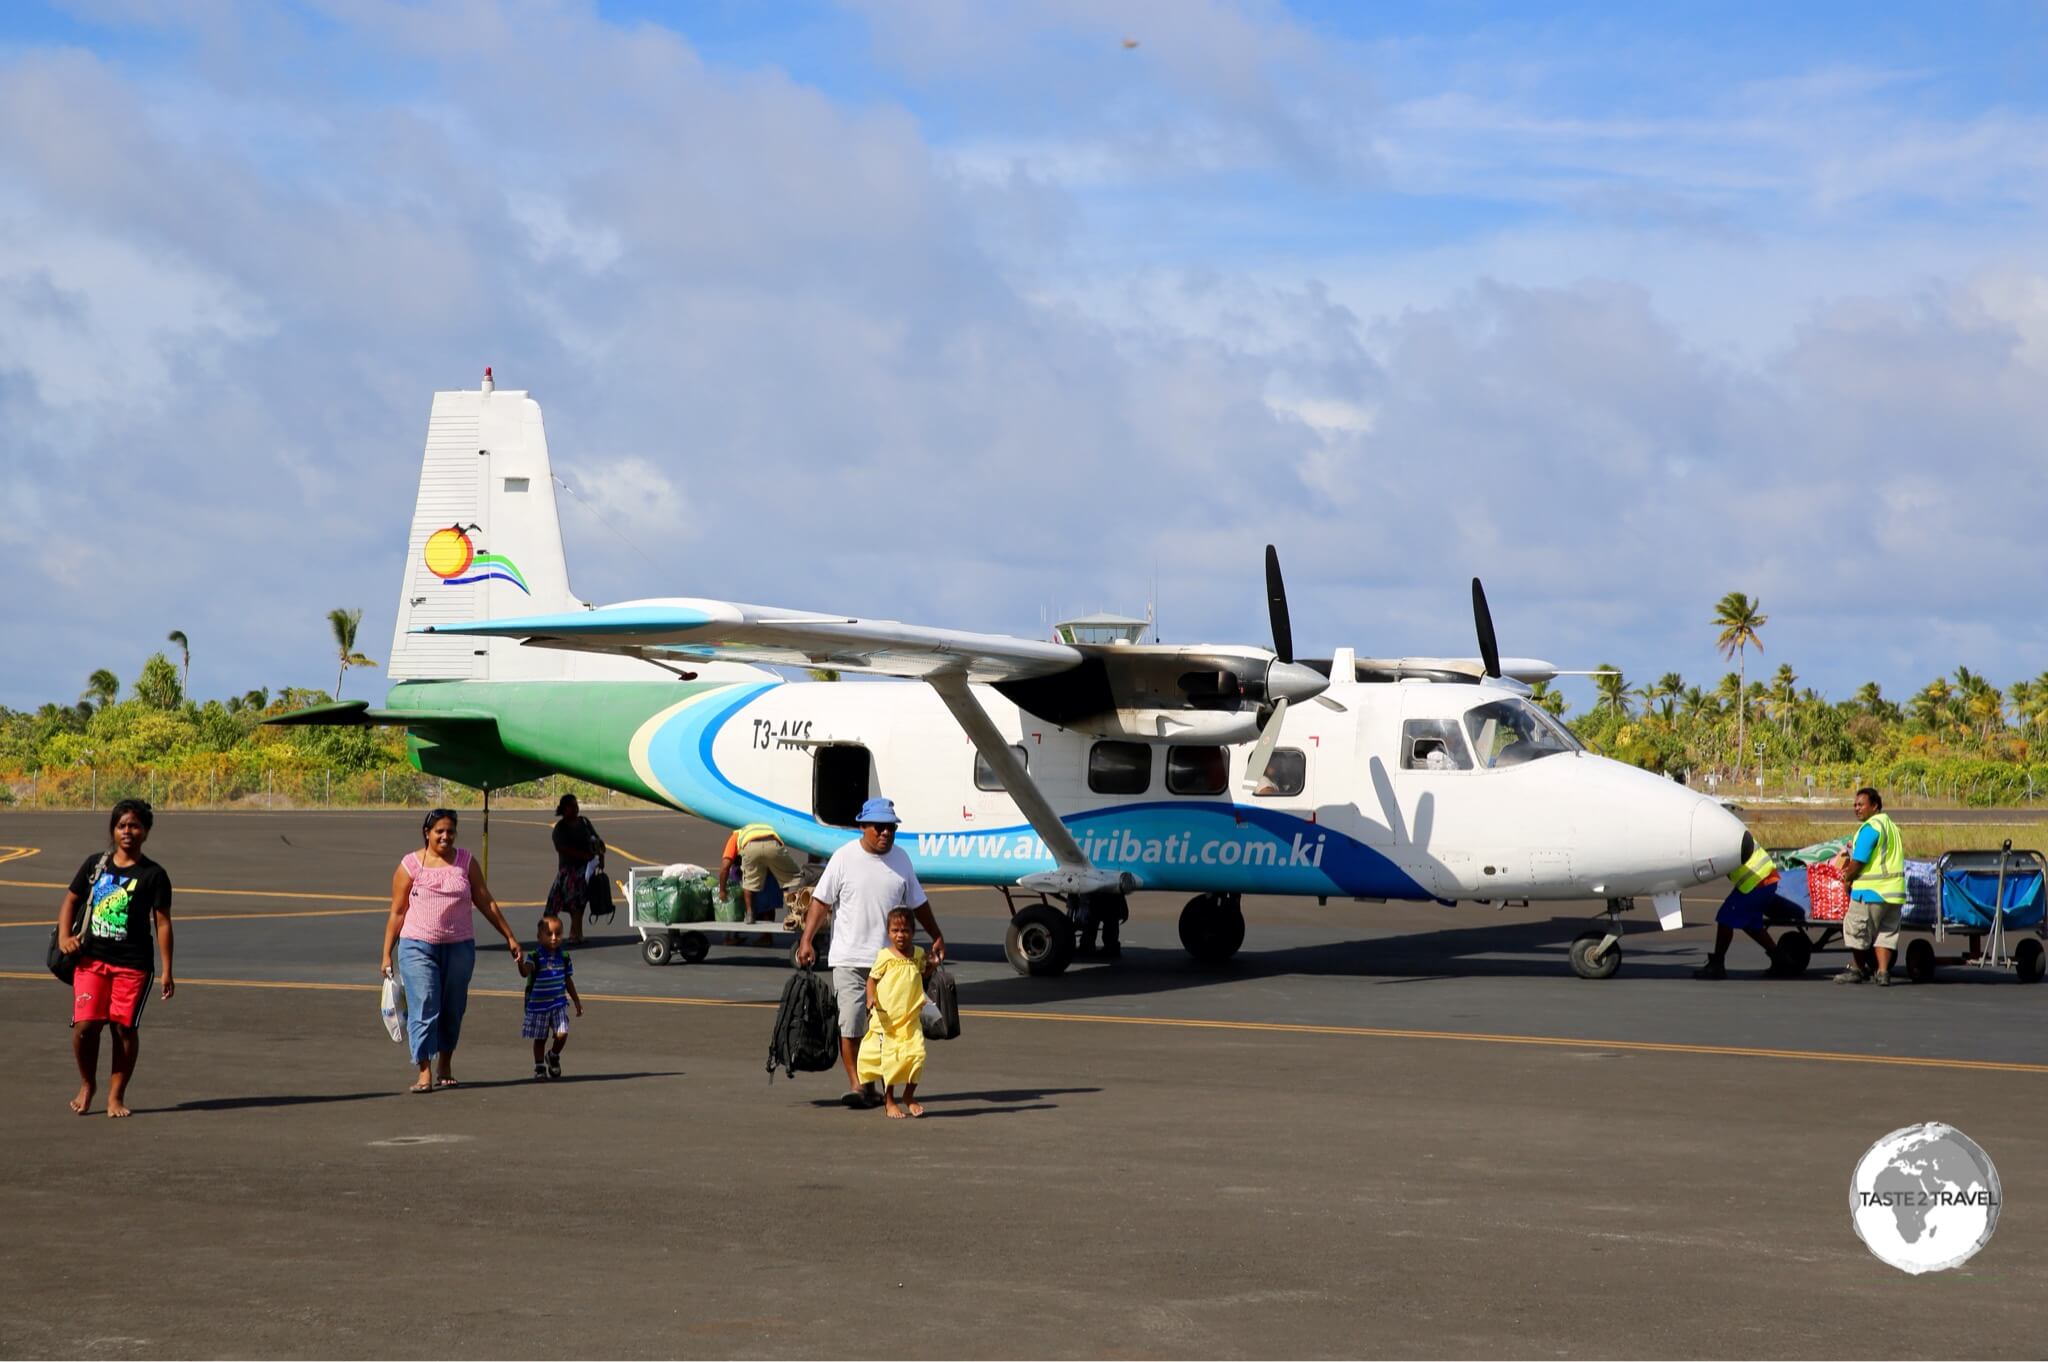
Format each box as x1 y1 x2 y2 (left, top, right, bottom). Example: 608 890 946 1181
859 907 932 1118
520 913 583 1079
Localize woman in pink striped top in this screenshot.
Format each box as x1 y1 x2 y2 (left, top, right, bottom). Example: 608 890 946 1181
379 808 523 1092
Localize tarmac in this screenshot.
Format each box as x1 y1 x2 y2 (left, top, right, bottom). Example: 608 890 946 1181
2 808 2043 1359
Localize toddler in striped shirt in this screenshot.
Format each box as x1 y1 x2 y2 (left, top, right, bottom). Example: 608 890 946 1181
520 913 583 1079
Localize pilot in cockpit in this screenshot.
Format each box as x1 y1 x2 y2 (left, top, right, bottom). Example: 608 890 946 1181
1412 737 1453 770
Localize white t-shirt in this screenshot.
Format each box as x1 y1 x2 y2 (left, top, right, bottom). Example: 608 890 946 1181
814 841 927 969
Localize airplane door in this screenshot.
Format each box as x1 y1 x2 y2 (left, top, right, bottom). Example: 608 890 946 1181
813 744 872 827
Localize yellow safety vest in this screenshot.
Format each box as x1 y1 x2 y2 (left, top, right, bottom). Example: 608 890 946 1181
1850 812 1906 905
1729 843 1778 893
733 822 781 849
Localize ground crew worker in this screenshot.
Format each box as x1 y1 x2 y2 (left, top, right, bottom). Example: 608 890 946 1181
1694 841 1783 979
717 821 804 936
1834 787 1907 986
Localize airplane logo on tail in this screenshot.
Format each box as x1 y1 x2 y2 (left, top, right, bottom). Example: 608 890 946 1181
424 524 530 593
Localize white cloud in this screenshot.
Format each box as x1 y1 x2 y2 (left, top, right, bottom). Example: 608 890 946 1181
1 1 2045 713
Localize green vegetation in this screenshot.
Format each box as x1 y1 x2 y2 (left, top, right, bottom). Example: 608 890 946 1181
1567 594 2048 807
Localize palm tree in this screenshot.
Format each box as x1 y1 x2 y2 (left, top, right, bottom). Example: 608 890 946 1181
1643 672 1683 722
1593 664 1631 719
80 668 119 712
1527 679 1568 717
243 687 270 713
167 630 190 697
1910 678 1953 732
328 608 379 698
1954 667 2003 744
1770 662 1799 736
1712 592 1767 769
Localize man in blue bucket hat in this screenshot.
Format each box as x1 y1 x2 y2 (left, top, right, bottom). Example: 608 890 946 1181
798 796 946 1108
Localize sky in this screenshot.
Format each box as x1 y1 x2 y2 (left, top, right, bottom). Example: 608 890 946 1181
3 0 2046 714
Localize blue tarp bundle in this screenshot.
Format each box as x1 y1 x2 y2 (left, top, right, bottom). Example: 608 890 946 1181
1940 867 2045 931
1902 860 1941 927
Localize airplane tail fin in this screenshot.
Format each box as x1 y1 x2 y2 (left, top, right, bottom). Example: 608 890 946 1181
388 370 581 682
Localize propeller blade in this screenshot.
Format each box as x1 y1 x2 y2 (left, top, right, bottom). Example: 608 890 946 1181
1241 697 1289 793
1471 577 1501 679
1265 544 1293 664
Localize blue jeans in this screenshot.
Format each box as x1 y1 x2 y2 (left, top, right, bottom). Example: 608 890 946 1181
396 937 476 1066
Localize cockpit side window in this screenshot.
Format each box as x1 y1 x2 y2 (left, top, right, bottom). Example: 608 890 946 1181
1251 747 1306 797
1400 718 1472 771
1464 697 1577 768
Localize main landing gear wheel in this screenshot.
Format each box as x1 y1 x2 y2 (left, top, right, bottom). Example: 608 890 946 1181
789 932 831 970
1904 937 1937 984
2014 937 2043 983
677 931 710 964
1771 929 1814 977
641 934 674 966
1569 928 1621 980
1006 904 1075 977
1179 894 1245 966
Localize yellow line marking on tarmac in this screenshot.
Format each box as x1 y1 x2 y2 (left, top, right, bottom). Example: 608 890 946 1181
495 816 664 866
0 847 40 867
1 972 2039 1075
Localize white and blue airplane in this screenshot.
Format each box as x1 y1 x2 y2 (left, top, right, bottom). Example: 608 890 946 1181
279 372 1753 978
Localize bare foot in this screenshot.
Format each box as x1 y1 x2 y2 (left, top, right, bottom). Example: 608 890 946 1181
884 1096 907 1119
106 1097 131 1118
69 1085 94 1115
906 1100 925 1118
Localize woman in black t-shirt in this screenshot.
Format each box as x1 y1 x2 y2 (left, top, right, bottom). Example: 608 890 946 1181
547 794 603 945
57 799 174 1118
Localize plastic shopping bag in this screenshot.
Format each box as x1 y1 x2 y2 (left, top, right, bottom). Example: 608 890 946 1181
380 971 405 1043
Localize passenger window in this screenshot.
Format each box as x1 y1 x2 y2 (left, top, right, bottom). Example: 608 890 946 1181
1088 741 1152 795
1401 718 1472 771
972 745 1029 792
1251 747 1306 798
1166 745 1228 796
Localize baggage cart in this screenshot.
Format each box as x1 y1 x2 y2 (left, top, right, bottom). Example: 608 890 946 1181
626 866 812 966
1900 842 2047 984
1764 843 2045 983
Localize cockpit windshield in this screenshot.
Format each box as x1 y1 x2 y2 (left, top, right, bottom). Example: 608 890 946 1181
1464 697 1580 768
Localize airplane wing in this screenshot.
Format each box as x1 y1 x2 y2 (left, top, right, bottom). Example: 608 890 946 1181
420 598 1083 684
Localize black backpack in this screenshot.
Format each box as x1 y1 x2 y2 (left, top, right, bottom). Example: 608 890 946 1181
766 966 841 1080
922 964 961 1041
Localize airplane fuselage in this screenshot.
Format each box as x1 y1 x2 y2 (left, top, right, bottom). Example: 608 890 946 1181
389 674 1749 904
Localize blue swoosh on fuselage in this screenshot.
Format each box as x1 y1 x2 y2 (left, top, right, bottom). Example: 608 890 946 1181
638 684 1426 898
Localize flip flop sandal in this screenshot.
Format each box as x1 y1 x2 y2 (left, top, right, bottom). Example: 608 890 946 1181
409 1082 433 1093
435 1078 460 1089
840 1091 868 1109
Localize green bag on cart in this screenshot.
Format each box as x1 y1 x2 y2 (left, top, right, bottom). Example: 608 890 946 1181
636 876 682 925
676 876 716 924
713 891 747 923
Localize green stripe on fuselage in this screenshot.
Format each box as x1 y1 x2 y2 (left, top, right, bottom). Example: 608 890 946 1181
386 679 737 807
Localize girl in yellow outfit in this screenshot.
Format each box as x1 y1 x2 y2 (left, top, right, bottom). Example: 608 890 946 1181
859 908 932 1118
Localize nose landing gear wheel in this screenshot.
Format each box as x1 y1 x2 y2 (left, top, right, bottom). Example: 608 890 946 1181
1006 903 1075 977
1770 929 1813 977
1179 894 1246 966
1569 928 1621 980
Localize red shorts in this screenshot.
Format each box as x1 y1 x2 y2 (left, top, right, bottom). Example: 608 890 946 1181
73 958 152 1028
